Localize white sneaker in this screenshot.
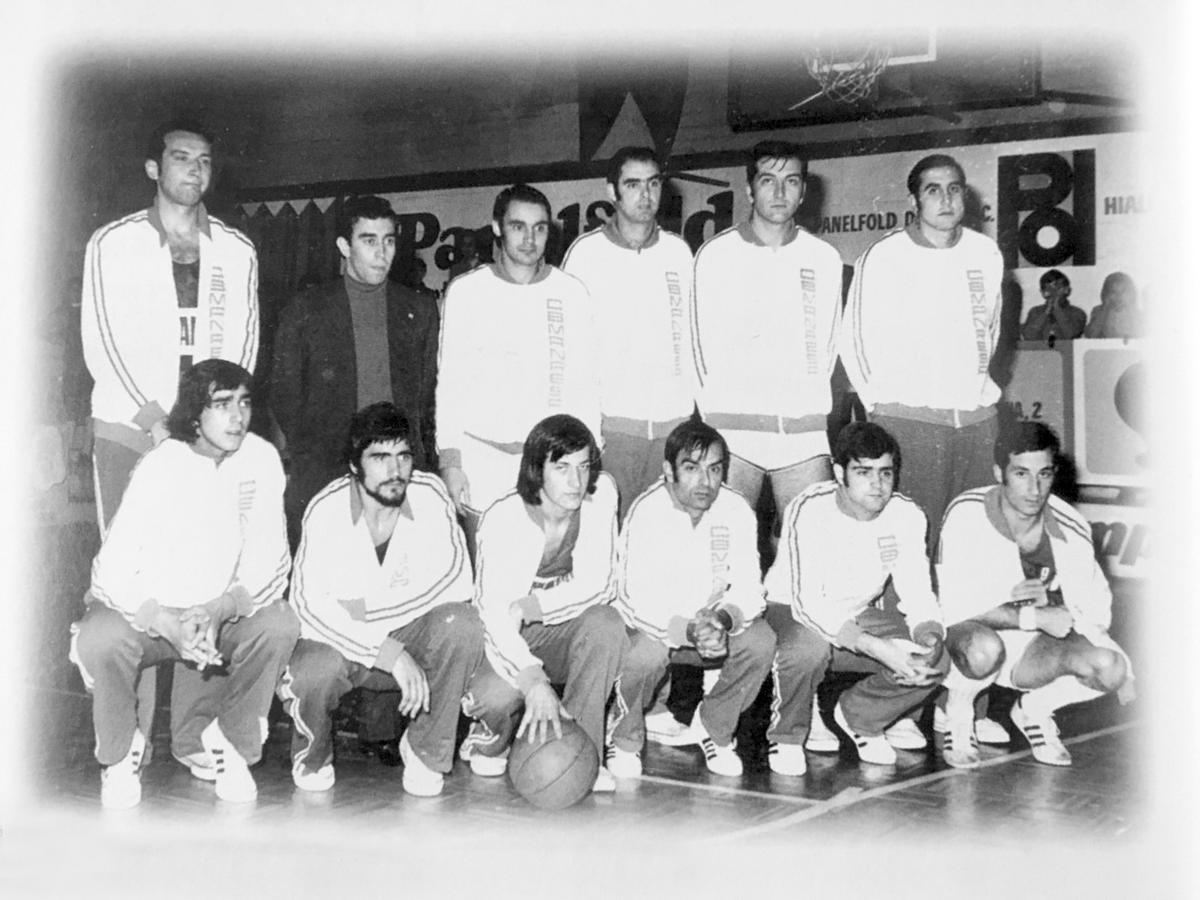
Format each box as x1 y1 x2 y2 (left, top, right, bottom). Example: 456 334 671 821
592 767 617 793
645 710 693 746
834 702 896 766
605 745 643 778
805 698 840 752
468 751 508 778
101 729 145 810
457 724 509 776
884 717 928 751
200 719 258 803
974 716 1011 745
941 722 981 770
399 731 445 796
292 761 335 792
1010 699 1072 767
674 714 743 775
767 742 807 776
173 750 216 782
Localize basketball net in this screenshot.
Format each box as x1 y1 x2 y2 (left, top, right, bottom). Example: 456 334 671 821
790 42 892 109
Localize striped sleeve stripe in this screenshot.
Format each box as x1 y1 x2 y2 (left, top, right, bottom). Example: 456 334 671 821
611 598 668 642
1051 506 1094 544
688 230 735 385
938 489 989 534
90 213 152 409
846 235 895 382
614 483 666 636
784 483 842 643
289 482 376 660
473 523 525 684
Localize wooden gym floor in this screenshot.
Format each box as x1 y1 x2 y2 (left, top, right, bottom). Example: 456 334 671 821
1 518 1162 899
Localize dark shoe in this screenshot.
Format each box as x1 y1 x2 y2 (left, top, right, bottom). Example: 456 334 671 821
359 738 402 767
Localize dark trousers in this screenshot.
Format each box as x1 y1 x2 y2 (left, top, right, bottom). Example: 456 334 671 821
279 603 485 775
71 601 299 766
611 620 775 749
766 602 949 741
466 604 629 763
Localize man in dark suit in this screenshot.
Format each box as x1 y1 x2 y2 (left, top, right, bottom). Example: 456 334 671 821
271 195 439 549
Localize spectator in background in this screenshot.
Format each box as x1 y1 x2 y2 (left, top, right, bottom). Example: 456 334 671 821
271 195 439 550
1084 272 1143 339
1021 269 1086 344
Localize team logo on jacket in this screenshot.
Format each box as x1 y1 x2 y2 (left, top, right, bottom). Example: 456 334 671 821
390 555 411 588
237 479 257 531
209 265 227 357
666 271 685 377
800 268 818 375
877 534 898 569
547 297 566 407
710 524 731 584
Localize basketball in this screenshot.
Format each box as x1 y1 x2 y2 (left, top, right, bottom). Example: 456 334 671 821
507 719 599 811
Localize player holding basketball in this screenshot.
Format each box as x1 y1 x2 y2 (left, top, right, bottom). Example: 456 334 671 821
608 418 775 777
936 422 1133 769
841 153 1004 546
69 360 297 808
562 146 697 519
436 184 601 551
764 422 948 774
461 415 628 793
280 402 509 797
691 140 843 539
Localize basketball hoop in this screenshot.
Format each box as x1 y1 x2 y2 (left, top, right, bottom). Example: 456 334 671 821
789 42 892 110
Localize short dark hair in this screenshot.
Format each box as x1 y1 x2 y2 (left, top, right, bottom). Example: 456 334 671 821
906 154 966 197
993 421 1060 469
746 140 807 185
832 422 901 474
1039 269 1069 290
606 147 660 190
167 359 252 442
343 402 412 472
146 120 214 165
338 196 398 242
492 184 552 227
663 417 729 481
516 414 601 505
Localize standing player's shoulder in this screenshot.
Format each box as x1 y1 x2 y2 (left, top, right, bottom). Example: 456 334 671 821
562 225 607 266
207 213 256 254
546 264 592 301
90 208 152 248
658 228 694 253
692 224 743 263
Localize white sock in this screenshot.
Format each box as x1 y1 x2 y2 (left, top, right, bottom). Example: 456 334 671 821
1020 675 1103 719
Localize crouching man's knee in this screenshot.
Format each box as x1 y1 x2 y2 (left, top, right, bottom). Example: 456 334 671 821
946 622 1004 680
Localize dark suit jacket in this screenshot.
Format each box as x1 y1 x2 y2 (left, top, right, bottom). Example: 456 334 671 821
270 278 439 528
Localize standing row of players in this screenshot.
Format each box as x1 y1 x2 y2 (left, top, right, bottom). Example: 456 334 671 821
75 124 1132 808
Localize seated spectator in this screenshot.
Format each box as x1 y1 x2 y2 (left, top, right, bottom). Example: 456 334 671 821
1084 272 1142 339
1021 269 1086 343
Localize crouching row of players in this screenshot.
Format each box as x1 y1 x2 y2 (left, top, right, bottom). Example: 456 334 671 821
71 361 1133 809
